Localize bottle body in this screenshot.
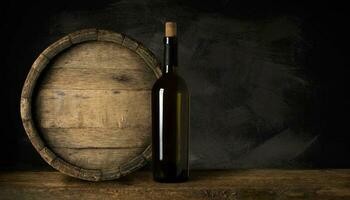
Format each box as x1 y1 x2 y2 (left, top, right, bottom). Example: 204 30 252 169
152 73 190 182
152 22 190 182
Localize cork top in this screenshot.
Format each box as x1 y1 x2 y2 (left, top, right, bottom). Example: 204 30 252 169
165 22 177 37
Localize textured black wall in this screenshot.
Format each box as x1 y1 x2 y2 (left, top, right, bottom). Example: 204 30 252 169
1 0 349 169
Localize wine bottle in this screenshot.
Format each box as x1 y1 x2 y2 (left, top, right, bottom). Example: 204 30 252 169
152 22 190 182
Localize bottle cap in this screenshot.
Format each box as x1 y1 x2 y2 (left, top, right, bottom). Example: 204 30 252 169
165 22 177 37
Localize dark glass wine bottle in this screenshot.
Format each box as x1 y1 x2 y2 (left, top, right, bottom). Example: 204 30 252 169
152 22 190 182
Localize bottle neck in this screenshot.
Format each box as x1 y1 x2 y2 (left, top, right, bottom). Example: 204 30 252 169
164 36 177 74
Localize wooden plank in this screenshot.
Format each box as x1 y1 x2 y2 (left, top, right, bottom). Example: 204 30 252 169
35 89 151 128
39 68 155 90
53 148 145 170
50 41 147 70
97 30 124 44
21 65 41 98
0 170 350 200
69 29 97 44
42 36 72 59
41 128 151 148
122 36 139 50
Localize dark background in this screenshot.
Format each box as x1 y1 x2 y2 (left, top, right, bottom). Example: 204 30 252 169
1 0 349 170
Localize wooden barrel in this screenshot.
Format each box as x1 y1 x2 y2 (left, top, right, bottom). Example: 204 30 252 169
20 29 161 181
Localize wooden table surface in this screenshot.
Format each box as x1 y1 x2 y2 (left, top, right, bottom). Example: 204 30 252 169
1 170 349 200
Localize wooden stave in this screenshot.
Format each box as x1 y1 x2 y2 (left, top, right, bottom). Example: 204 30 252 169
20 29 161 181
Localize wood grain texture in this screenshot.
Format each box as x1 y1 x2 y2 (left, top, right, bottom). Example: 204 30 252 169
52 148 145 170
35 89 151 128
49 41 147 70
1 170 350 200
41 128 150 148
20 29 160 181
39 68 154 90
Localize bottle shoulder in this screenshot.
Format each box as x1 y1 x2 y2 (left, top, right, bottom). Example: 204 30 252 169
152 73 188 92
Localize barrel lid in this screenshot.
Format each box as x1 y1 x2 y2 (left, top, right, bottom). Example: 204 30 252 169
20 29 161 181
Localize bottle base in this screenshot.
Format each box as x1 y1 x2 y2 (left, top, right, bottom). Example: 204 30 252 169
153 176 188 183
